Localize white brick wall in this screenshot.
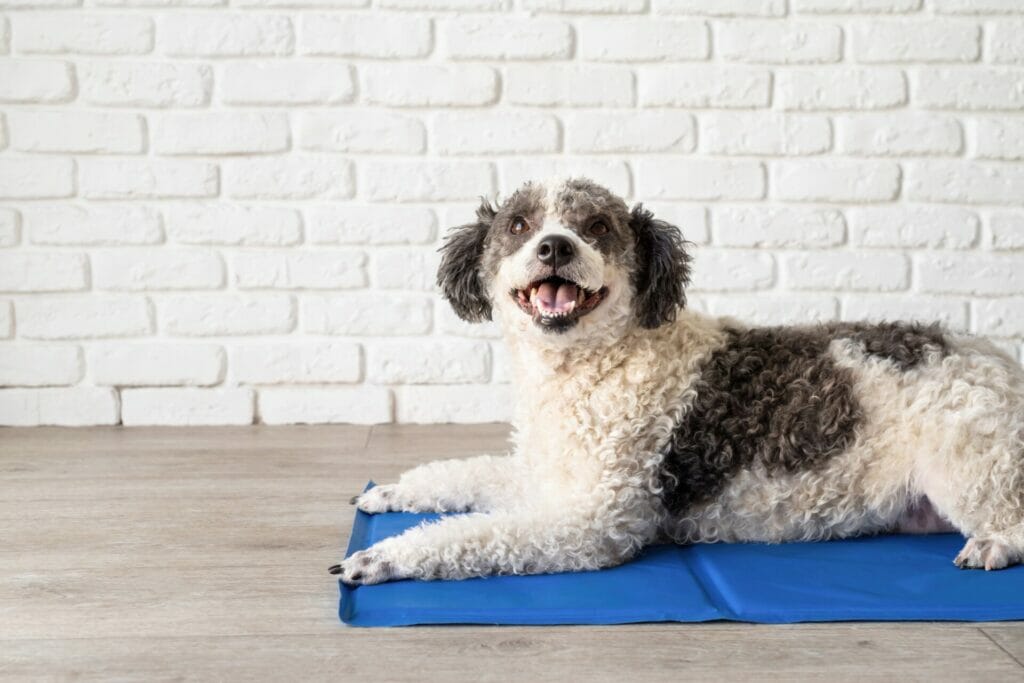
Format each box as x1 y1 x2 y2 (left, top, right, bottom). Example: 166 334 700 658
1 1 1023 426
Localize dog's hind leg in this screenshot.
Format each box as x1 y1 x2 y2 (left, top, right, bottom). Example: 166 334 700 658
352 453 527 514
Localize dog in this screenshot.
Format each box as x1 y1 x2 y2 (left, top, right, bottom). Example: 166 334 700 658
330 177 1024 585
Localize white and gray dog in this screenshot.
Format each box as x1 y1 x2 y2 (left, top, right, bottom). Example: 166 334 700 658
331 177 1024 585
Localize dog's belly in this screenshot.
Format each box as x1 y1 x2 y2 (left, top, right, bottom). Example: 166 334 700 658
894 496 957 534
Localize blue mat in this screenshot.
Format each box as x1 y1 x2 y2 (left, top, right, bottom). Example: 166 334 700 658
338 486 1024 626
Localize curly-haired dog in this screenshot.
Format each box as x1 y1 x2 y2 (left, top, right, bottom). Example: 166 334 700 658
331 178 1024 585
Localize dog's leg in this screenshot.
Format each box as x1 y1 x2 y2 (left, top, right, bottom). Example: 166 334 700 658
351 454 525 514
331 503 654 585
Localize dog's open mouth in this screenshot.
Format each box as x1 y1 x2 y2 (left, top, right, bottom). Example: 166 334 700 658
512 276 607 331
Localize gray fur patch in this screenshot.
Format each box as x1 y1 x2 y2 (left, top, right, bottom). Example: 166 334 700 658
661 321 948 514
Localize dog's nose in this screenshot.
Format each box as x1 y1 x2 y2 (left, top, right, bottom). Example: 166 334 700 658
536 235 575 269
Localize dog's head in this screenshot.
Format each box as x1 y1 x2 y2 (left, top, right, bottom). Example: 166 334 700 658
437 178 692 346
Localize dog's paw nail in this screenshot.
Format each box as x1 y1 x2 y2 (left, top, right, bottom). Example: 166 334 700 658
349 495 359 505
328 564 342 575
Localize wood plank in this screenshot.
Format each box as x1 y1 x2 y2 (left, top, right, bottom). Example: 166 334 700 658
2 626 1020 682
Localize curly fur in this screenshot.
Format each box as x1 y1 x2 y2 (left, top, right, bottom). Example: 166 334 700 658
334 178 1024 586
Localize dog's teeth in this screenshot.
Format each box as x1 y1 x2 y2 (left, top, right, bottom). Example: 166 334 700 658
566 300 576 313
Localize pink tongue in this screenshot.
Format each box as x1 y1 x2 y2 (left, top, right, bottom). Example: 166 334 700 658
536 282 578 312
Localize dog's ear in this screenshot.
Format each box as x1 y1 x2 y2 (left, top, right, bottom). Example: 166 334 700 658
629 204 692 329
436 199 496 323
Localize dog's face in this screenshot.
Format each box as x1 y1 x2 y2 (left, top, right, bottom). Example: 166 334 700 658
437 178 692 346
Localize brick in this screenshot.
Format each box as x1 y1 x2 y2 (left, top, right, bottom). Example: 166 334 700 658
637 159 765 200
0 302 10 338
378 0 500 9
0 60 73 103
913 69 1024 110
916 254 1024 295
718 22 841 64
643 204 710 244
851 21 979 63
652 0 785 15
771 161 901 202
224 158 354 200
25 205 161 246
975 298 1024 337
567 111 695 153
844 295 968 328
81 160 218 200
0 345 82 386
0 210 19 247
164 204 301 246
433 112 560 155
93 249 224 291
221 62 353 105
362 161 493 202
374 248 439 291
793 0 921 11
18 296 152 339
933 0 1024 13
442 17 570 60
237 0 363 7
299 111 425 154
233 251 365 290
523 0 644 10
702 113 831 155
782 252 909 292
308 206 435 245
368 340 489 384
396 384 512 423
973 118 1024 160
989 20 1024 63
848 207 978 249
991 213 1024 250
152 113 289 155
362 65 496 107
14 14 151 54
121 388 253 426
507 65 634 107
703 294 839 325
837 114 962 156
0 388 118 427
639 66 770 108
0 17 7 53
579 19 707 62
302 293 432 336
715 207 845 248
0 253 88 292
89 343 224 386
436 303 501 339
160 14 292 56
0 0 80 7
8 111 145 154
258 386 390 425
778 69 907 110
906 162 1024 204
689 250 775 291
160 294 295 336
300 13 430 58
232 342 361 383
499 160 631 198
0 159 74 199
97 0 223 6
81 62 211 108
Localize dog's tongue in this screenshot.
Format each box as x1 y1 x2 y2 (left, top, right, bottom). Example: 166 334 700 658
536 281 578 312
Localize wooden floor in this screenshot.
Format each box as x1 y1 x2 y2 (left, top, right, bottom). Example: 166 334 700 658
2 426 1023 682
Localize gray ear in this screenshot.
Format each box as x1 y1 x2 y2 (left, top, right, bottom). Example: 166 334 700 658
629 204 692 329
436 200 496 323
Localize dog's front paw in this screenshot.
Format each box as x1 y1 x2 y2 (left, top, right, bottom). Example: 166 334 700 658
954 537 1013 571
329 548 401 585
350 484 400 514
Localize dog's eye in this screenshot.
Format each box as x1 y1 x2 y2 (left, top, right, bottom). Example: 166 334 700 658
589 221 609 237
510 217 529 235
